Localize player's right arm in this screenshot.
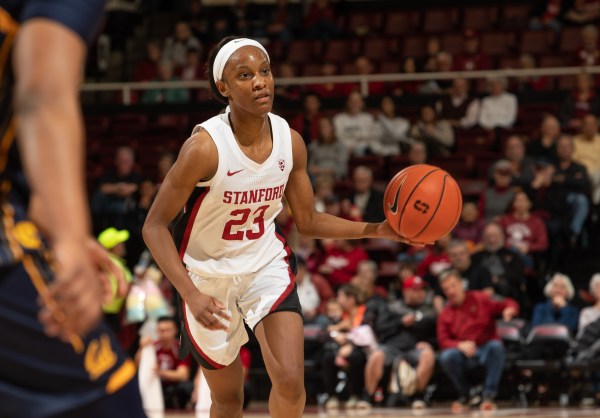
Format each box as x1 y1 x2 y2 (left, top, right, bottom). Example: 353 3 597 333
143 131 231 331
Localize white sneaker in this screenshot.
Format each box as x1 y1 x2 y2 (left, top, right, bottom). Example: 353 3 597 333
344 395 359 409
325 396 340 410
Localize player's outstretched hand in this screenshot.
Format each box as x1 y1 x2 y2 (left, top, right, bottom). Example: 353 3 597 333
375 220 432 247
39 237 104 345
188 292 232 331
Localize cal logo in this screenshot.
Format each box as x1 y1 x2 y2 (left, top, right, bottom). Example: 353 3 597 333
13 221 41 249
85 334 117 381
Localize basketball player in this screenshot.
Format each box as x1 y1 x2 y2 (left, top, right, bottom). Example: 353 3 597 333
143 36 417 418
0 1 145 417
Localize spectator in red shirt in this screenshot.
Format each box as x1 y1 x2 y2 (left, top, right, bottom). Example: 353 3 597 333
352 56 387 96
306 61 353 98
137 316 192 409
135 39 162 82
437 270 518 412
318 239 369 289
499 190 549 268
453 29 492 72
559 72 600 129
290 93 322 145
515 54 550 92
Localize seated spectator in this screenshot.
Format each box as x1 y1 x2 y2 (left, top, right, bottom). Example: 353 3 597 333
436 77 480 130
323 195 362 222
322 284 370 410
141 60 190 104
527 114 561 163
559 72 600 129
178 47 203 82
574 273 600 405
92 146 142 230
453 29 492 71
296 235 324 273
296 255 334 324
478 76 518 130
437 269 518 412
185 0 211 40
263 0 300 46
423 36 442 72
348 166 385 223
333 91 376 156
578 273 600 338
503 135 537 191
446 239 494 297
372 96 412 156
409 105 455 158
532 273 579 335
529 0 567 31
391 57 421 96
552 134 591 245
162 21 201 69
318 239 369 289
563 0 600 26
453 201 486 250
274 61 302 101
419 52 454 94
499 190 549 268
471 223 529 312
515 54 550 91
417 234 452 286
367 276 436 409
290 93 322 144
407 141 429 165
308 117 348 180
134 39 161 82
353 56 387 96
479 160 517 222
351 260 388 300
573 114 600 203
306 61 353 98
304 0 340 40
574 24 600 66
98 227 133 332
313 173 335 213
137 316 192 409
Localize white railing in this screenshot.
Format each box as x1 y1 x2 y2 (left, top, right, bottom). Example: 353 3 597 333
80 66 600 105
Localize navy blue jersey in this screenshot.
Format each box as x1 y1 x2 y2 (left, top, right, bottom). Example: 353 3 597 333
0 0 104 266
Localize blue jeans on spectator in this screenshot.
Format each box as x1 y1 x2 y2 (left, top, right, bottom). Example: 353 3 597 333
566 193 589 236
439 340 506 400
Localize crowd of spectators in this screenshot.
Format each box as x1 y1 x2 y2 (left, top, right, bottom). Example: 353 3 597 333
87 0 600 412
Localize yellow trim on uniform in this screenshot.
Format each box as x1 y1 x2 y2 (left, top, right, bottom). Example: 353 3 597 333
0 8 18 80
2 201 23 260
21 254 84 354
0 119 15 172
106 359 136 395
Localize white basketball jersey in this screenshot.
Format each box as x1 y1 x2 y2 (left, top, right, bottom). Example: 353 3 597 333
174 111 293 277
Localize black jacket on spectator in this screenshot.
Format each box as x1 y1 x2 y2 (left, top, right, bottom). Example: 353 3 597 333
471 248 528 311
350 188 385 223
388 299 437 350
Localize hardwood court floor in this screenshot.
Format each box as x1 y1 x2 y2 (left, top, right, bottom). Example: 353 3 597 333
165 406 600 417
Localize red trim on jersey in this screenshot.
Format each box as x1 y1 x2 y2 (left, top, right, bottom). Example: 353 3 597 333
182 301 225 370
178 187 210 260
271 231 296 313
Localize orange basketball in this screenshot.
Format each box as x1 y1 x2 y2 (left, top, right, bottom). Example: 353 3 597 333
383 164 463 243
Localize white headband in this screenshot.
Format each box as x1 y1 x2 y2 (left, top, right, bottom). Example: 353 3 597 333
212 38 270 83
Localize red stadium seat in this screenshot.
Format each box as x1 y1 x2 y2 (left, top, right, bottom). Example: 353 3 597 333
462 6 499 31
520 30 555 54
361 37 399 62
302 63 321 77
501 4 534 29
482 32 515 56
345 11 383 37
286 40 320 64
559 27 582 53
557 75 577 90
539 54 569 68
322 39 360 63
379 61 400 74
402 36 427 59
423 8 459 33
441 33 464 55
384 11 419 36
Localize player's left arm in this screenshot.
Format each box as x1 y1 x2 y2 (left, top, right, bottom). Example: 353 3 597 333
285 129 396 241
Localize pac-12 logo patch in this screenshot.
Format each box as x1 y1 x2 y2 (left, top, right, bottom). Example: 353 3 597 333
278 159 285 171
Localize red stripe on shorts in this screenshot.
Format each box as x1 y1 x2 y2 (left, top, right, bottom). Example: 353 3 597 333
182 301 225 370
178 187 210 260
270 231 296 313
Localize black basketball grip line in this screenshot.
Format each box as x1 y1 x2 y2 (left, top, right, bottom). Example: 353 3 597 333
412 174 448 240
397 167 440 236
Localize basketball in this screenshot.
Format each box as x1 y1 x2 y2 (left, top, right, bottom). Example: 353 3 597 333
384 164 463 243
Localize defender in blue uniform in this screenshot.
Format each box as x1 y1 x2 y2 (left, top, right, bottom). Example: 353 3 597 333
0 1 145 417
